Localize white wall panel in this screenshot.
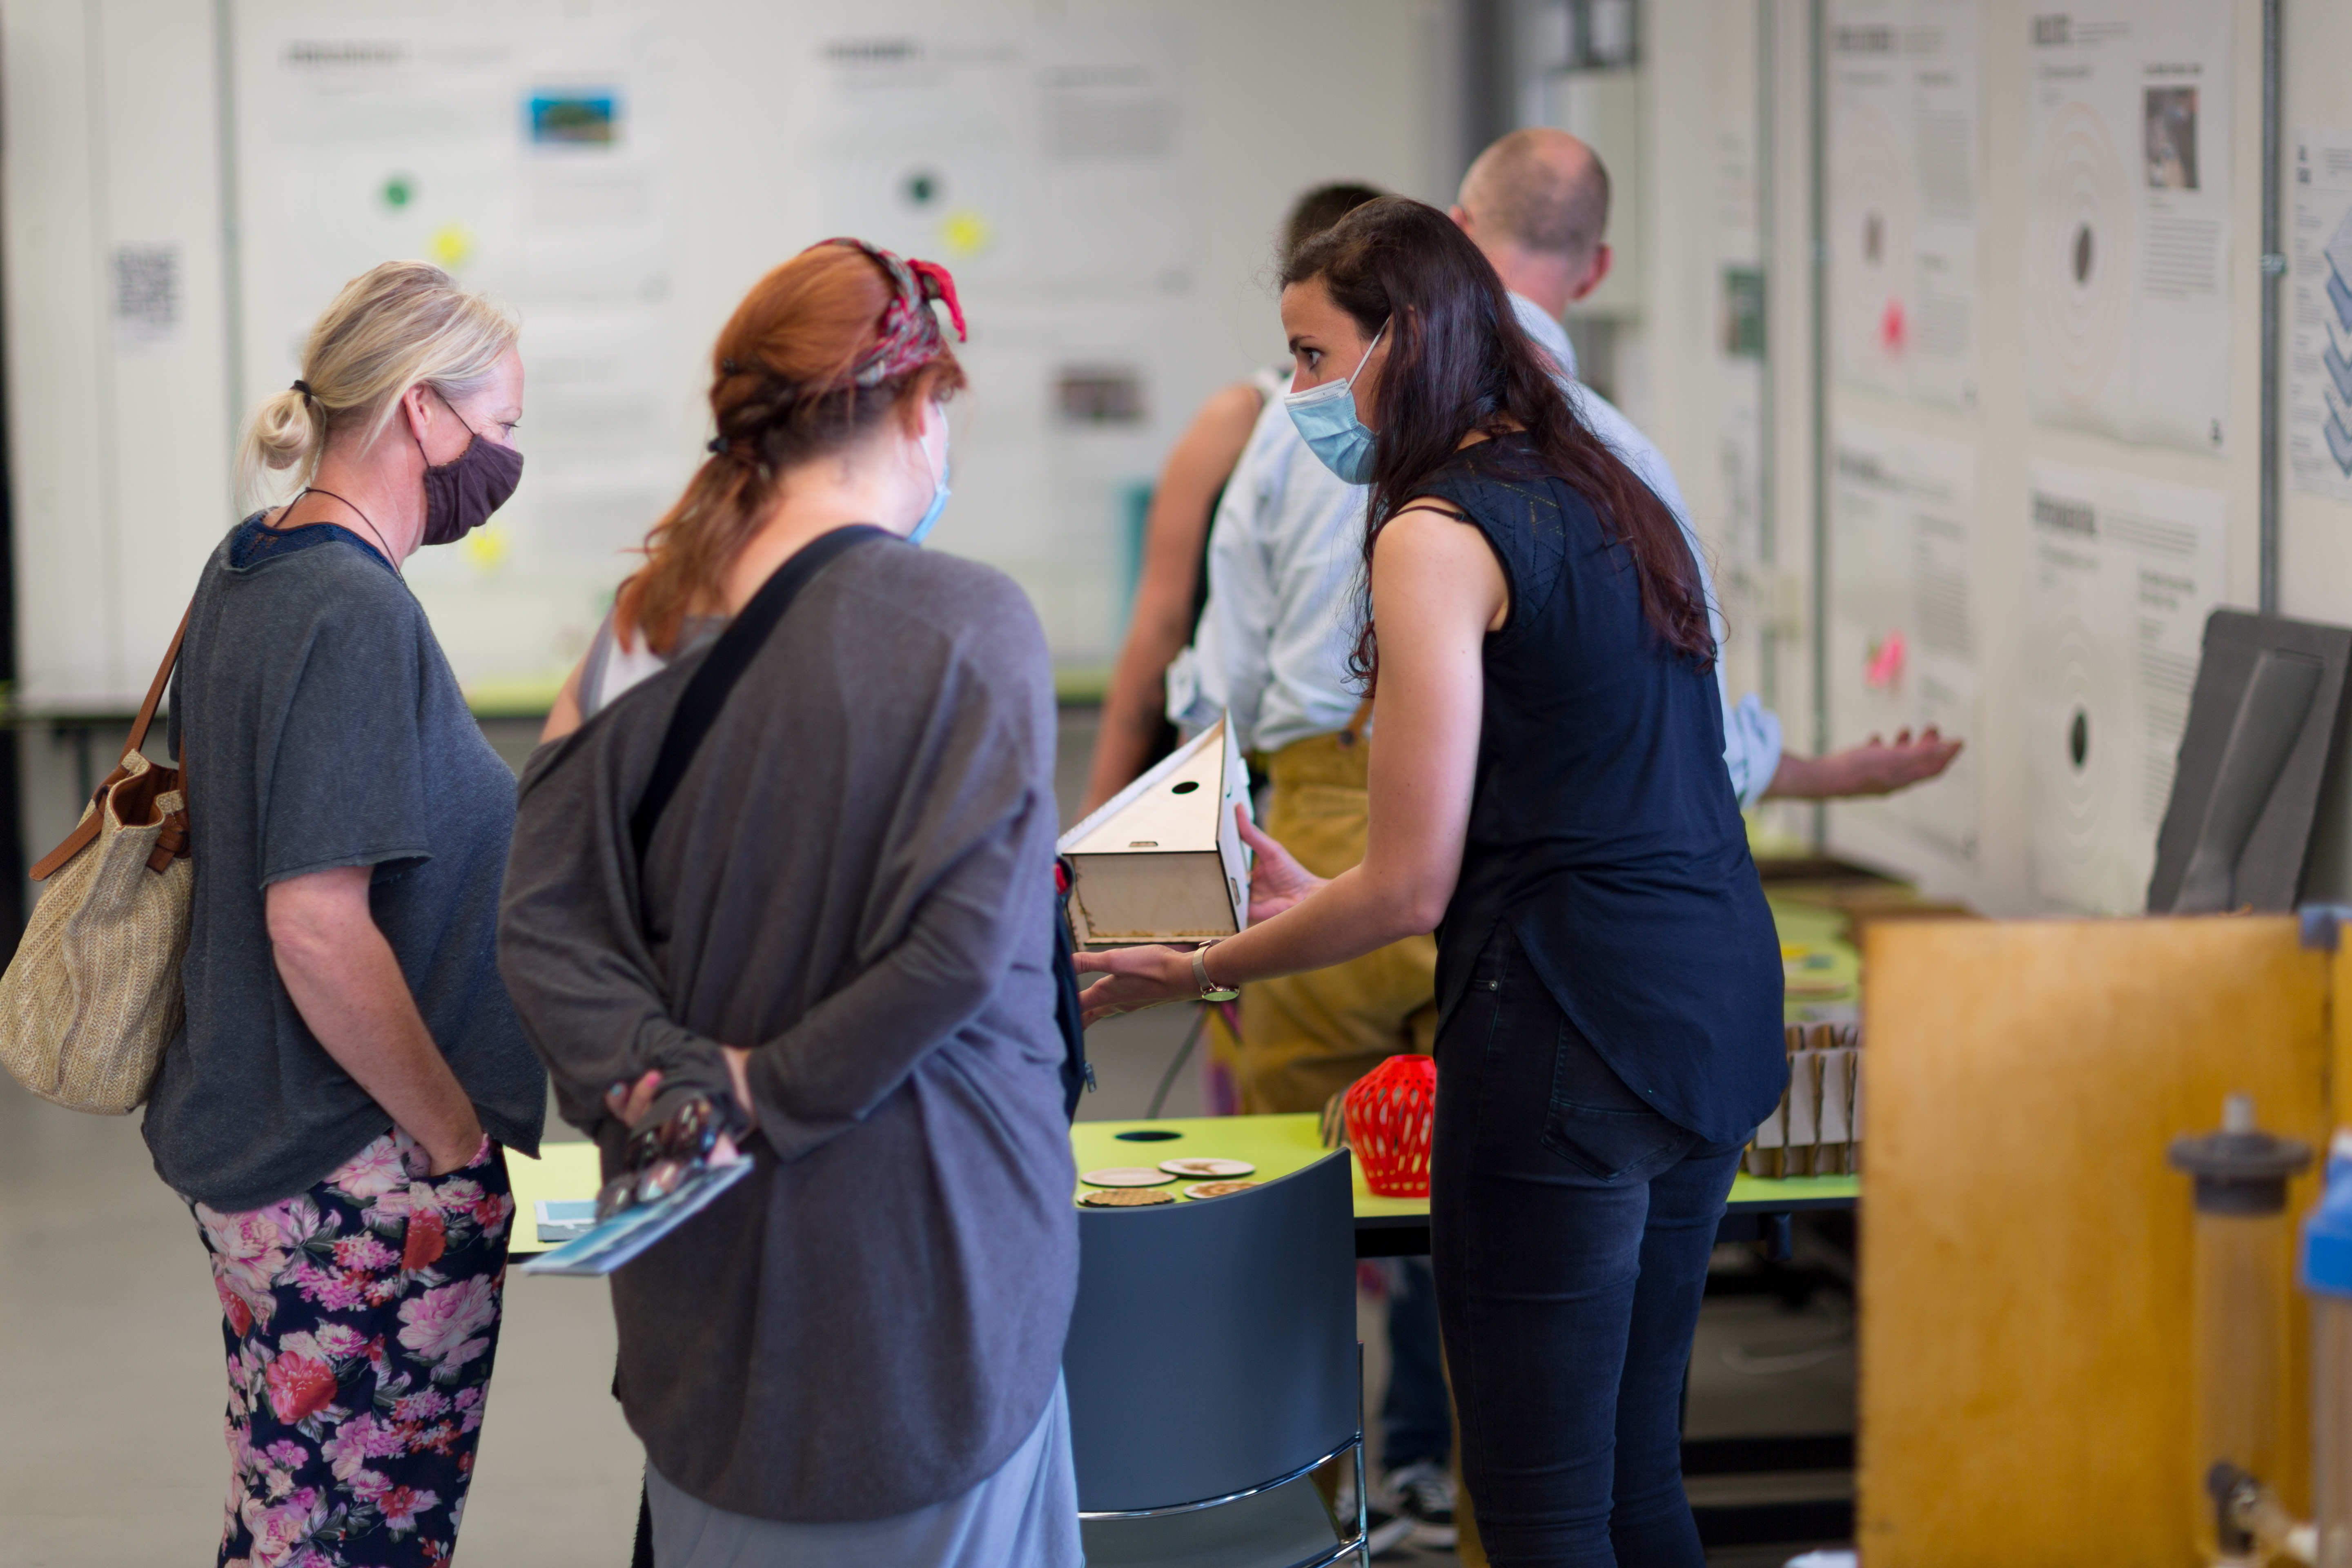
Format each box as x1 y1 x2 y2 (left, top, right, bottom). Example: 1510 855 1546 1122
4 0 1459 706
3 0 227 709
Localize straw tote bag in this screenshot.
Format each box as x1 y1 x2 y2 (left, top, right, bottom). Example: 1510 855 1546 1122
0 609 194 1112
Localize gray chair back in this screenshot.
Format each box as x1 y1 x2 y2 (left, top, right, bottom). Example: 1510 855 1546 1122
1063 1150 1358 1513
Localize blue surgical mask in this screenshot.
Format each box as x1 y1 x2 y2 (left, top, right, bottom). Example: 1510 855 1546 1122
908 411 951 546
1283 320 1387 484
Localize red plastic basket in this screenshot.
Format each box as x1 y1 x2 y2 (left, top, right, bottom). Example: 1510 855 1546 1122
1343 1054 1437 1198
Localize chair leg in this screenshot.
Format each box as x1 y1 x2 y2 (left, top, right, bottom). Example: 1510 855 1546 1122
1354 1439 1370 1566
1355 1341 1370 1566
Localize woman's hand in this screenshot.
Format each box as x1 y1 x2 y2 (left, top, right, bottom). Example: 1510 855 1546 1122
425 1126 487 1177
1071 944 1200 1027
720 1047 757 1130
1762 726 1964 800
1066 811 1325 1028
608 1055 757 1161
605 1069 664 1129
400 1120 487 1176
1238 808 1325 922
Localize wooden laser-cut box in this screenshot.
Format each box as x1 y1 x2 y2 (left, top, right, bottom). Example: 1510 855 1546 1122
1058 715 1252 949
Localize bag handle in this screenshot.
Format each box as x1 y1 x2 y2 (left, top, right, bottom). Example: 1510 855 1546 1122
121 604 192 764
30 604 192 881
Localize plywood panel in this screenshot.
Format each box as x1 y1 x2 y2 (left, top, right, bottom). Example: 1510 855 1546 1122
1860 915 2330 1565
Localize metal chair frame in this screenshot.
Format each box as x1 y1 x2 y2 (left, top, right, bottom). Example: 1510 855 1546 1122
1079 1432 1369 1568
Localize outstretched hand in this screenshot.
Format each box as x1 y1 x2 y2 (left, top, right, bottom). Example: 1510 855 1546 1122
1068 809 1329 1029
1831 727 1964 795
1071 944 1197 1027
1238 807 1325 922
1765 727 1964 800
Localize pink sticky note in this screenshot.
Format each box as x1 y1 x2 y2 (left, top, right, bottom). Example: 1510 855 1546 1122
1864 629 1907 689
1878 297 1908 355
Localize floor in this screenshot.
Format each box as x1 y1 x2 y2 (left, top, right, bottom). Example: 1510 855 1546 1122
0 708 1851 1566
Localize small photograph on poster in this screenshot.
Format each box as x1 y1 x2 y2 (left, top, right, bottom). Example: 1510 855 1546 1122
2143 87 2198 190
528 92 618 147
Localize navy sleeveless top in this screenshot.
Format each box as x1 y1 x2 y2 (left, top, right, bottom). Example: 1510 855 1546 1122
1417 434 1785 1143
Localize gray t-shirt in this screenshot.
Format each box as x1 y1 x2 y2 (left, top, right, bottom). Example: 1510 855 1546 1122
143 518 544 1210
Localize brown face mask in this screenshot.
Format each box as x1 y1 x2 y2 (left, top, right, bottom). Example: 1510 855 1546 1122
415 394 523 546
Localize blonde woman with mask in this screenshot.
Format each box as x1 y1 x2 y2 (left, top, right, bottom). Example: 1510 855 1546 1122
145 260 546 1568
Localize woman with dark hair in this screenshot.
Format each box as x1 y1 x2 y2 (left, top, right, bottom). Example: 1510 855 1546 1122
1075 197 1785 1567
501 239 1080 1567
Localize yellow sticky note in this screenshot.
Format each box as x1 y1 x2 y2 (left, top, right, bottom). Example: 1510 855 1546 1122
940 209 993 258
429 224 475 270
462 527 509 573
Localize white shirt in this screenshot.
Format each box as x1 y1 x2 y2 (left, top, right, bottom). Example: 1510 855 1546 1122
1167 296 1784 805
1164 390 1368 754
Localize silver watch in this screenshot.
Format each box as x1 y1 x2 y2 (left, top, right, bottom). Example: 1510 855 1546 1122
1192 940 1239 1003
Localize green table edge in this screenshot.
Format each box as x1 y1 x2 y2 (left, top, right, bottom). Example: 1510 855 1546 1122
513 1115 1858 1253
1072 1114 1858 1218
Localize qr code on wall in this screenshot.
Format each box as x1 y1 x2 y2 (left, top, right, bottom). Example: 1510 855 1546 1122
113 245 178 341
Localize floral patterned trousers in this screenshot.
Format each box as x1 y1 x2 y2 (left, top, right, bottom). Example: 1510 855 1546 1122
191 1131 514 1568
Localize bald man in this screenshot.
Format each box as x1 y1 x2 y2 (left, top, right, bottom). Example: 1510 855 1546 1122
1452 127 1963 799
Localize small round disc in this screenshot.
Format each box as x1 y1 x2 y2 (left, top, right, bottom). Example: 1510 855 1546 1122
1079 1187 1175 1207
1160 1156 1255 1178
1081 1166 1176 1187
1184 1180 1260 1200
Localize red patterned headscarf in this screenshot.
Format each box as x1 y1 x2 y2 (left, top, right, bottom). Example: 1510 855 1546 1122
809 237 967 386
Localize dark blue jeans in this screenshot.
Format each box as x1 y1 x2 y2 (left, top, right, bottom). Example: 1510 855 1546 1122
1431 926 1745 1567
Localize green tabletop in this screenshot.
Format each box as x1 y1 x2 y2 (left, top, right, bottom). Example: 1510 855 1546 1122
1073 1113 1858 1225
1074 1114 1425 1227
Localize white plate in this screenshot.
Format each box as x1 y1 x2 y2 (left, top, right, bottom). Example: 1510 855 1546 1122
1081 1166 1176 1187
1159 1157 1256 1178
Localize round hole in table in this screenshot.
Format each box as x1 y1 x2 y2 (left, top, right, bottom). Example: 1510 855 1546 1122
1113 1129 1183 1142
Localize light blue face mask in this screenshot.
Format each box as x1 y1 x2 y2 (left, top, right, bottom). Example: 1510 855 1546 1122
1283 318 1388 484
907 410 951 546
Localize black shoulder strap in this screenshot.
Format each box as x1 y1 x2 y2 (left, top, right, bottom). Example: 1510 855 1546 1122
630 524 890 862
1052 858 1092 1121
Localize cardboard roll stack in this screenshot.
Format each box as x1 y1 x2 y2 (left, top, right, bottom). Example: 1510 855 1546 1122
1747 1022 1862 1177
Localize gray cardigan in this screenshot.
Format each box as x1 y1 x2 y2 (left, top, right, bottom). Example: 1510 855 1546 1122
498 539 1077 1523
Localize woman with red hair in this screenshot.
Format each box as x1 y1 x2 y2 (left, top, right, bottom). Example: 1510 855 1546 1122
500 239 1081 1567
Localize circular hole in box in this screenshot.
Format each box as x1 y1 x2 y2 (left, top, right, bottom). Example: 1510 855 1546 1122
1114 1129 1183 1142
1170 780 1201 795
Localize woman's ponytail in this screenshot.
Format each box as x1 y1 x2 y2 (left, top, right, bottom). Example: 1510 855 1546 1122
234 387 321 509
